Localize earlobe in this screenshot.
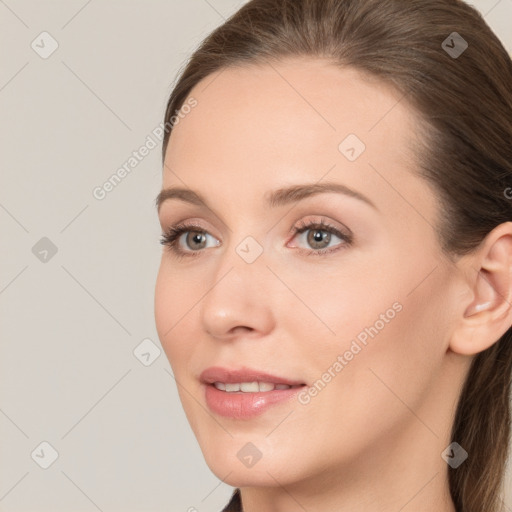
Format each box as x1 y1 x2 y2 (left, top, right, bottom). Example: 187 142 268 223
449 223 512 356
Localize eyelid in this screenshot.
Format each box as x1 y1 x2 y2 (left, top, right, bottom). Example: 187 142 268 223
164 219 219 241
287 216 352 240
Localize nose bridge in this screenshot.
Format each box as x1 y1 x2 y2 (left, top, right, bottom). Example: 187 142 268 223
199 227 275 337
214 211 269 277
207 227 270 303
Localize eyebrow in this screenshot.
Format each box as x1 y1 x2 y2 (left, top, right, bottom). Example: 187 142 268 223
155 181 378 214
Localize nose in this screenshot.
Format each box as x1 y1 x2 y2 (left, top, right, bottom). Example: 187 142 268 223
199 241 276 341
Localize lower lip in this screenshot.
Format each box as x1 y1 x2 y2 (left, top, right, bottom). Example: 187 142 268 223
204 384 305 419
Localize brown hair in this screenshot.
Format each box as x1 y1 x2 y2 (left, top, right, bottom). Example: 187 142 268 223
161 1 512 510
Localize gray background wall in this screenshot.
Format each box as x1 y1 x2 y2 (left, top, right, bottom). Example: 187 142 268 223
1 1 511 511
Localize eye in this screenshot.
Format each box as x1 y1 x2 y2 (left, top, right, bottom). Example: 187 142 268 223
159 217 353 259
159 222 220 259
288 217 353 256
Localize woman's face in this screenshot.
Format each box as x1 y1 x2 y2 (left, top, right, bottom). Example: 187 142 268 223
155 58 465 491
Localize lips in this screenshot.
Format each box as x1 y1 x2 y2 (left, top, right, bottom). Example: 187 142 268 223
200 366 307 419
200 366 306 387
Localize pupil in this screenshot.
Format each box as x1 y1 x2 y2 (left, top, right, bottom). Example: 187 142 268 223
189 232 205 248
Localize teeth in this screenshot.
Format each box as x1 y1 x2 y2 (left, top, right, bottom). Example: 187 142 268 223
213 382 294 392
240 382 259 392
258 382 275 392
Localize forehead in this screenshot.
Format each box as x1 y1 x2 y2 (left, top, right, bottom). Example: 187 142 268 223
163 58 427 218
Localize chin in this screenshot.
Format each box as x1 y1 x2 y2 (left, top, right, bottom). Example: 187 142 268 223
200 441 307 488
207 461 291 488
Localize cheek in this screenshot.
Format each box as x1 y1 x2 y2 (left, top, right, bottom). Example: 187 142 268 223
154 264 172 346
284 263 400 364
155 266 208 445
296 258 446 419
154 261 196 370
294 298 438 467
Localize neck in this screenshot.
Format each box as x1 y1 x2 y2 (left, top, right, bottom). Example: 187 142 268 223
239 454 456 512
239 404 458 512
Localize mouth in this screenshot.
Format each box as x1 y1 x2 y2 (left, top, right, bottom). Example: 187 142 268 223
200 366 307 419
211 381 304 392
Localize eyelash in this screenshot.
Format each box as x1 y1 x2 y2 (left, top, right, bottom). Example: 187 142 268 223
159 218 353 260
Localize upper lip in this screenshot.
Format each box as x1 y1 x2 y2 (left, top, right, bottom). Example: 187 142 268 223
200 366 306 386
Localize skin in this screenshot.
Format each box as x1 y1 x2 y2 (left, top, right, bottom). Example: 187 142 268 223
154 58 512 511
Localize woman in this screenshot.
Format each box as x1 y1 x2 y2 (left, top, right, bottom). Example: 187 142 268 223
154 0 512 510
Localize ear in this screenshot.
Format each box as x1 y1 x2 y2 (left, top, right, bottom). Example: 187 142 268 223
450 221 512 356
